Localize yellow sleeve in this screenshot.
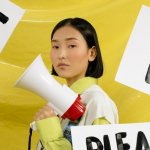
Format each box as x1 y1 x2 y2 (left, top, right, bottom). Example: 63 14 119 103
92 117 110 125
35 117 72 150
35 117 109 150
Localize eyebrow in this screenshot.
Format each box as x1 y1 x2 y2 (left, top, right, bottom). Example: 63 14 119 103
51 37 79 42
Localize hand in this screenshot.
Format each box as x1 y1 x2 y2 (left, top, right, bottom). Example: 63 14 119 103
33 104 57 121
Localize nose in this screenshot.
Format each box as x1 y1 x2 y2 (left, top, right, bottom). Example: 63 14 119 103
58 48 67 59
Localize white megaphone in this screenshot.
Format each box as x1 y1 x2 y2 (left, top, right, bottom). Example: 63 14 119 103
15 54 86 130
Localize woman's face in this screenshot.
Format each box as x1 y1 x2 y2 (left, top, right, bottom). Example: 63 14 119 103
50 25 95 86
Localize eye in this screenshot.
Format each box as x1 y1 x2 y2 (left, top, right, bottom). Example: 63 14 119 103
68 45 76 48
52 45 59 49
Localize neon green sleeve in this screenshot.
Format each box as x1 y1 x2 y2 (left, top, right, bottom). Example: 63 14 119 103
35 117 72 150
92 117 110 125
36 117 109 150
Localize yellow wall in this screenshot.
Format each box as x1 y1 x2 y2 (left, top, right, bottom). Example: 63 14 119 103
0 0 150 149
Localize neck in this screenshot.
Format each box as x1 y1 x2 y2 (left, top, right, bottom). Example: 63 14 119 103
66 78 76 87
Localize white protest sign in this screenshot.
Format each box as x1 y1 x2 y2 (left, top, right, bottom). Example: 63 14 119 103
115 5 150 95
71 122 150 150
0 0 25 53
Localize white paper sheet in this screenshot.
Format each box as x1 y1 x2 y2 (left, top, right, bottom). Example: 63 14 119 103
0 0 25 53
115 5 150 95
71 122 150 150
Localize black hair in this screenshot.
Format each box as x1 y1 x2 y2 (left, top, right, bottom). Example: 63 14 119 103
51 17 103 78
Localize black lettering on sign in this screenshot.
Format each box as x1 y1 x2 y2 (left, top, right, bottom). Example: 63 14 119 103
145 64 150 84
86 136 103 150
115 132 130 150
0 12 9 24
104 135 111 150
136 131 150 150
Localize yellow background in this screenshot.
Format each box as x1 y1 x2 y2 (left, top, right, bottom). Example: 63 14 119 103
0 0 150 149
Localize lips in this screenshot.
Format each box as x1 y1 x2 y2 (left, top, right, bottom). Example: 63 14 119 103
57 63 69 67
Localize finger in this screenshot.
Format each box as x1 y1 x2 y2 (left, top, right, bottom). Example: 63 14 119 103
45 104 54 111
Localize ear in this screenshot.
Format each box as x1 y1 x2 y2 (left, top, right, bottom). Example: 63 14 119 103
88 46 97 62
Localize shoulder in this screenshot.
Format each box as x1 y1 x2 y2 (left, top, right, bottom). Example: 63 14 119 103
80 85 119 124
83 84 108 96
81 84 112 104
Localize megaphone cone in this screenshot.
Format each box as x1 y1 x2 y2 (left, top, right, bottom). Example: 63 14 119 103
15 54 86 121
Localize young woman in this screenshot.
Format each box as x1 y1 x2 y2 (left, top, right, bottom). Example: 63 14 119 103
34 17 118 150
